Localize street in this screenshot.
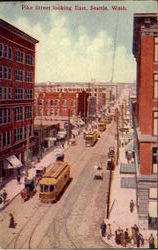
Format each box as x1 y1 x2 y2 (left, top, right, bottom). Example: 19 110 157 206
0 121 116 249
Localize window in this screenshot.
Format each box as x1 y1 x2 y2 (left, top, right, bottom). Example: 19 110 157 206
8 88 12 99
26 55 33 65
153 74 158 99
25 89 33 99
14 128 23 142
55 99 59 106
44 185 49 192
14 107 23 121
50 185 54 192
16 70 23 81
154 37 158 62
4 45 8 58
0 66 2 79
15 88 23 99
3 132 6 146
16 50 23 63
25 72 33 82
4 67 7 79
0 44 3 57
29 125 33 136
152 147 158 174
0 109 2 124
153 111 158 135
8 68 12 80
8 47 12 59
50 100 54 105
0 88 2 99
3 109 11 124
25 106 33 119
0 133 2 149
62 100 67 107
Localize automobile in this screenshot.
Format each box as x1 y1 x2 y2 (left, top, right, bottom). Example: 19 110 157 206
94 165 103 180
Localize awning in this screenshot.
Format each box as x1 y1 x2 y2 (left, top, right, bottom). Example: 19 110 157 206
125 141 135 152
120 163 136 174
6 155 22 169
149 201 157 218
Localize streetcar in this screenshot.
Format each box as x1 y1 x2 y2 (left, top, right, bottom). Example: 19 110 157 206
84 130 98 147
39 161 71 203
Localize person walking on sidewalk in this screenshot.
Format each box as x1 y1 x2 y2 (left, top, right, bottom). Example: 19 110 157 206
17 175 21 184
2 189 7 203
100 221 106 237
149 234 155 249
107 224 112 240
9 213 15 228
129 200 134 213
136 232 141 248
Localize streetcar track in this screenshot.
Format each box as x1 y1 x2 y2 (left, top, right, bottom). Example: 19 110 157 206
4 122 116 249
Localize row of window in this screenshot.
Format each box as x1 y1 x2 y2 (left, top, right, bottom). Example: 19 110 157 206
0 125 33 149
0 65 34 82
15 70 33 82
0 43 34 65
0 106 33 124
39 109 75 116
39 99 76 106
0 87 33 100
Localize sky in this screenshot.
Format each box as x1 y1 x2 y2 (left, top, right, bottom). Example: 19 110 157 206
0 0 157 83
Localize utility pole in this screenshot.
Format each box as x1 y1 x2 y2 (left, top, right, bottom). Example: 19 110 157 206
25 124 29 179
116 108 119 166
67 109 71 143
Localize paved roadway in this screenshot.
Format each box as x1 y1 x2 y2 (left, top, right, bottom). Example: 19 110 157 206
0 121 116 249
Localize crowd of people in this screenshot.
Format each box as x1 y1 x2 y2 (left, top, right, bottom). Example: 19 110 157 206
100 222 156 248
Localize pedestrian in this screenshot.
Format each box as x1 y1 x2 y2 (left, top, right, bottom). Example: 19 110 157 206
129 200 134 212
124 228 129 247
133 224 139 233
100 221 106 237
149 234 155 249
115 229 121 245
139 233 144 246
107 224 112 240
17 175 21 184
120 229 124 246
136 232 141 248
9 213 15 228
131 226 137 245
2 189 7 203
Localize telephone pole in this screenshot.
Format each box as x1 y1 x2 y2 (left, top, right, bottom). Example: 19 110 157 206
115 108 119 166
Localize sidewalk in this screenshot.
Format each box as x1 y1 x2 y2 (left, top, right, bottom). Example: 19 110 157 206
0 145 65 211
102 143 157 248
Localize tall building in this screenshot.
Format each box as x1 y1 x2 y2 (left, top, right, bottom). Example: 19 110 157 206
0 19 38 182
133 13 158 229
34 89 88 121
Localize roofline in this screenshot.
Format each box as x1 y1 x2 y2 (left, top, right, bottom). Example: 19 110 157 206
0 19 39 44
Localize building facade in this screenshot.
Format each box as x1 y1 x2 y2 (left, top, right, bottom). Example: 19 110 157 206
133 13 158 229
34 89 89 121
0 19 38 182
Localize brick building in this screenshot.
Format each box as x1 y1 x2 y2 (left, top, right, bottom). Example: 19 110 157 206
0 19 38 182
133 13 158 229
34 88 88 121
